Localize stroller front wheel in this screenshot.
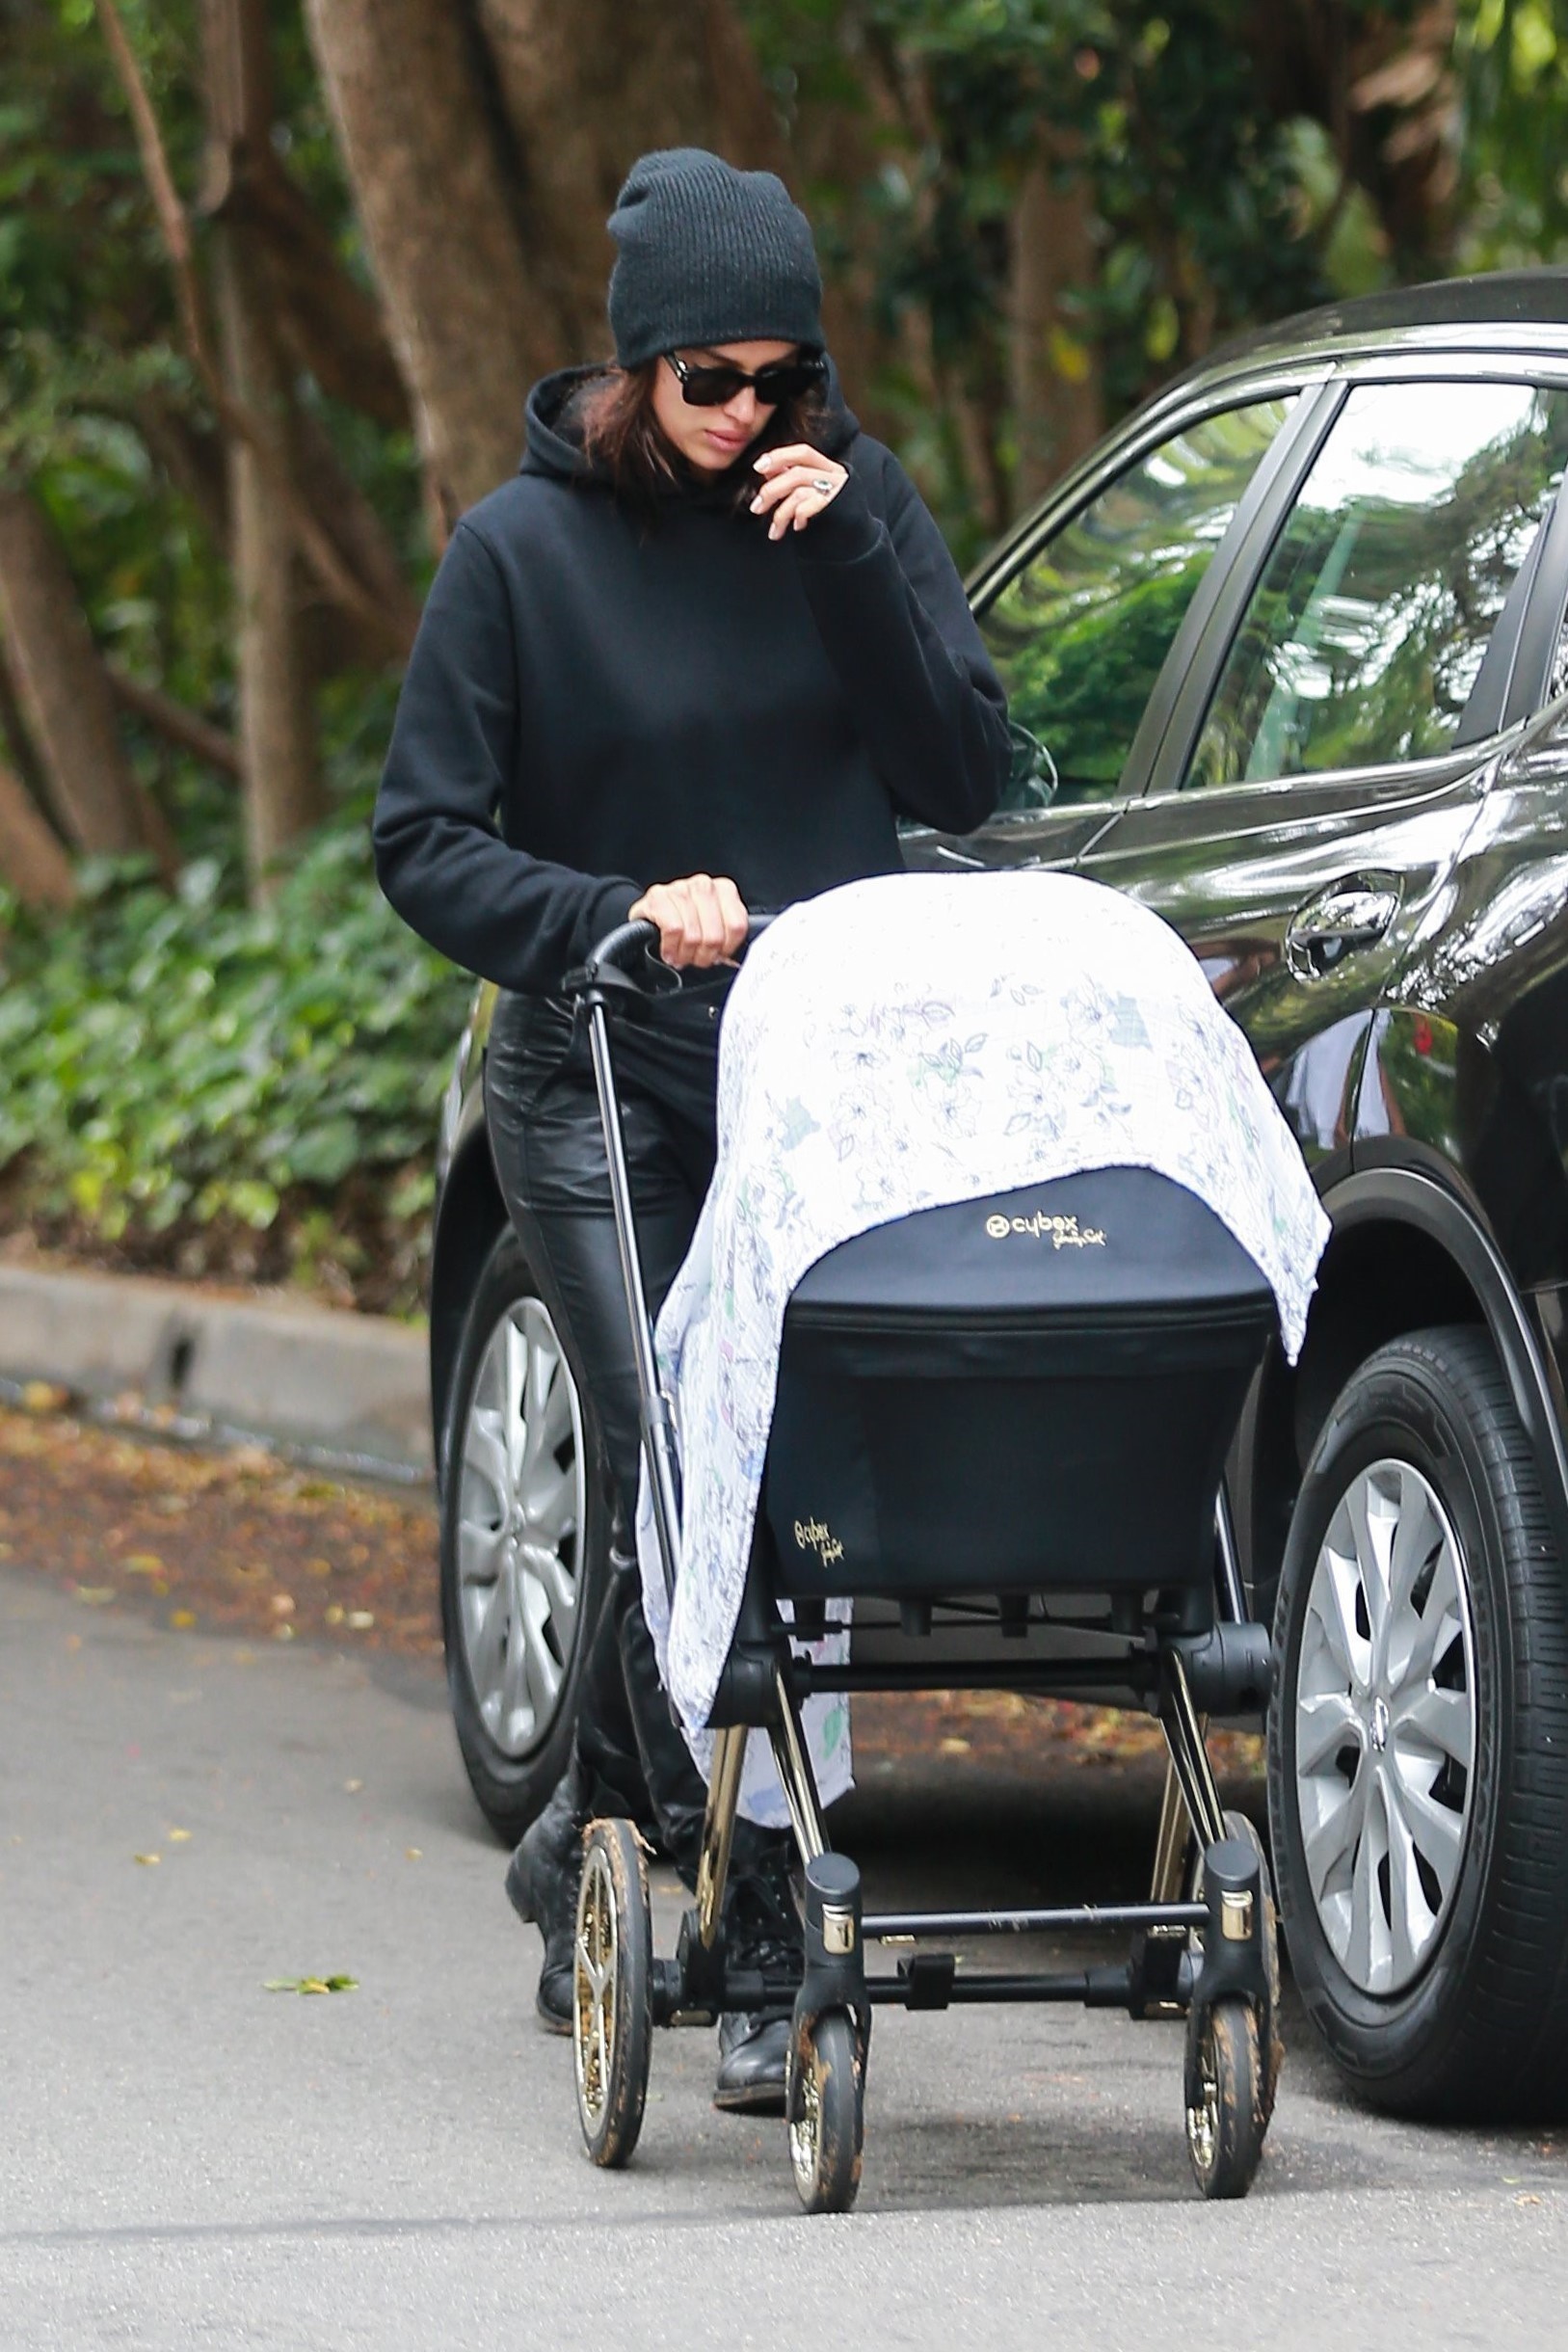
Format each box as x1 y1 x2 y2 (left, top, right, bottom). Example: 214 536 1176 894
1189 1812 1283 2125
1184 1994 1265 2199
572 1819 652 2168
787 2012 864 2215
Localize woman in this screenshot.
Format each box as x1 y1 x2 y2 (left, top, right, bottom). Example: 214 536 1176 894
375 146 1011 2113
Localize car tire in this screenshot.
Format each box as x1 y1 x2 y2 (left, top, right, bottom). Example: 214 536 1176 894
439 1224 610 1846
1268 1323 1568 2119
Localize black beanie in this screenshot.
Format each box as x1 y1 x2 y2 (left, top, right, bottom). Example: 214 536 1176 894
606 147 823 369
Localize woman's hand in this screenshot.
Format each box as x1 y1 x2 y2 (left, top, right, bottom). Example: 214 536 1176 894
627 873 750 969
750 445 848 540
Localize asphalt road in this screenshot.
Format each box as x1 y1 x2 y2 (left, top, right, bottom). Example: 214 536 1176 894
4 1562 1565 2350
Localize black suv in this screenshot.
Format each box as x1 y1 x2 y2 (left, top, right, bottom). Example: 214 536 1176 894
429 270 1568 2120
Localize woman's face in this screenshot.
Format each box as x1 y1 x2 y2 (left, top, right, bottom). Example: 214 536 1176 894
650 339 798 473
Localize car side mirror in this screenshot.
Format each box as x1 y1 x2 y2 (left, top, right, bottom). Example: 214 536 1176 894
1005 720 1059 809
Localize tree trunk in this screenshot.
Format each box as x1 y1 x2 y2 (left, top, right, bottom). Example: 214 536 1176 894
0 486 175 872
305 0 552 528
1008 143 1103 512
789 74 907 439
201 0 323 892
292 407 421 662
210 147 412 433
0 634 53 824
472 0 791 361
0 756 76 910
212 230 324 894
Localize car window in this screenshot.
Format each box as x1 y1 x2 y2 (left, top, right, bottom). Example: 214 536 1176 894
977 399 1296 809
1187 380 1568 788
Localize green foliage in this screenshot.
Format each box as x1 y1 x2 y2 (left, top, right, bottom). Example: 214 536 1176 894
747 0 1334 548
0 809 470 1312
1458 0 1568 264
11 0 1568 1323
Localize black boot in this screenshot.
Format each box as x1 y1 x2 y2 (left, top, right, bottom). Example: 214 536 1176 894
712 1842 804 2115
611 1576 809 2114
505 1753 592 2034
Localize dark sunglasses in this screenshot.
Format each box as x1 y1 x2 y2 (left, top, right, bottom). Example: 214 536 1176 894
665 350 827 409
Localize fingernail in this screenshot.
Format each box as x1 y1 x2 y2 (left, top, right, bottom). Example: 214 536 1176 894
750 496 762 512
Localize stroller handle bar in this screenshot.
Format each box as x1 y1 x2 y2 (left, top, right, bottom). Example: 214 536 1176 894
566 903 776 1606
565 910 777 1000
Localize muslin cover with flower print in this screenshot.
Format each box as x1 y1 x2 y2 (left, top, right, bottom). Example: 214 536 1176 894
637 871 1330 1826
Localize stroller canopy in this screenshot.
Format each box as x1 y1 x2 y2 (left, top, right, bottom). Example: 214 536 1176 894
640 870 1330 1738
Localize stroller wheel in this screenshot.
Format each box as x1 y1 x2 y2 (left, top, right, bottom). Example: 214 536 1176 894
572 1819 652 2168
1184 1995 1265 2199
1223 1812 1283 2122
787 2012 864 2215
1190 1813 1283 2125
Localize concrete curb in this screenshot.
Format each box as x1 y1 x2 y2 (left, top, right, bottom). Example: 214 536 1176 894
0 1264 432 1480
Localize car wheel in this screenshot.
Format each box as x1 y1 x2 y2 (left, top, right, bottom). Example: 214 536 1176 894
1269 1323 1568 2118
440 1224 609 1845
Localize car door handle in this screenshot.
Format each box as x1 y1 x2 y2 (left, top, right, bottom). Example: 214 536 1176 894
1286 880 1400 976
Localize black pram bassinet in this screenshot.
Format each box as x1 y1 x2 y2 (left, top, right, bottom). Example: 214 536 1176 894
561 913 1293 2219
765 1165 1277 1601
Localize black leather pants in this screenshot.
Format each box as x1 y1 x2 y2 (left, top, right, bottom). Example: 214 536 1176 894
484 986 776 1885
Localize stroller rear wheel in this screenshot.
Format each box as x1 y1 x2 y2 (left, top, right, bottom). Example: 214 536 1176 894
1184 1995 1265 2199
787 2013 864 2215
573 1819 652 2168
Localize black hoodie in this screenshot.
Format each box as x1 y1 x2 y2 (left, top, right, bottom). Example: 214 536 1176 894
373 366 1009 1001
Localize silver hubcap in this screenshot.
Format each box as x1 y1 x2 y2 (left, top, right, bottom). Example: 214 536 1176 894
1293 1457 1476 1995
456 1296 585 1759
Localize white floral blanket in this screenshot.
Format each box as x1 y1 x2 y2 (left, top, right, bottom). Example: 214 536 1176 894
637 871 1330 1823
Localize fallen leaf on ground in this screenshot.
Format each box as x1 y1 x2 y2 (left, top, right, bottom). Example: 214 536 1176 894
264 1975 359 1994
74 1586 116 1606
0 1403 440 1661
167 1828 192 1843
133 1852 160 1866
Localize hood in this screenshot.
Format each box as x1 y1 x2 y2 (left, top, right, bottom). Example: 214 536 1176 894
518 361 861 488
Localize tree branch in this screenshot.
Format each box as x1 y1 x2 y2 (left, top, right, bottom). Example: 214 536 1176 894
94 0 414 661
106 668 240 776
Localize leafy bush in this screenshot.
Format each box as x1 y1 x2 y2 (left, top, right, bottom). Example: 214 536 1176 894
0 811 472 1316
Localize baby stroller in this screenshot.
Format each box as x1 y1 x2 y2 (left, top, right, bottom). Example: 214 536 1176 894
561 909 1287 2215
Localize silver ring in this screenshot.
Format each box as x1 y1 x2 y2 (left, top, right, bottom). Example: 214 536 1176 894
811 476 834 495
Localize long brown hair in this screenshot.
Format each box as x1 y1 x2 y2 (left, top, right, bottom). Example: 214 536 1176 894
576 359 827 516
